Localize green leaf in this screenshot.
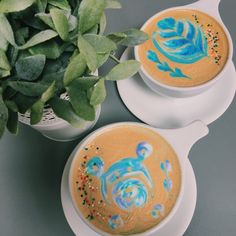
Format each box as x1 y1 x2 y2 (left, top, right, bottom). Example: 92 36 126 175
29 40 61 59
49 97 84 128
68 15 77 31
97 53 109 67
0 0 35 13
41 71 64 90
64 53 87 86
79 0 106 34
15 55 46 81
13 93 38 114
0 89 8 138
41 81 56 102
107 32 126 44
15 27 29 45
22 17 47 31
0 49 11 70
119 29 149 46
99 12 106 35
85 24 98 34
7 81 48 96
30 81 56 125
36 0 48 12
0 31 8 51
0 13 16 46
0 69 10 78
90 78 106 106
83 34 117 53
67 85 95 121
7 109 18 134
4 100 18 112
48 0 71 11
105 60 140 81
106 0 122 9
50 8 69 41
30 99 44 125
78 35 97 72
18 30 58 50
70 76 99 90
36 13 55 29
44 52 70 74
109 29 149 46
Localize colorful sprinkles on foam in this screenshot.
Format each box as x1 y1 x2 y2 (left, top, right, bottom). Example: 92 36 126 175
192 14 222 65
76 146 109 222
75 144 177 231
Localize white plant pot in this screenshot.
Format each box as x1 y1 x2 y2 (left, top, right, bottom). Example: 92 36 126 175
19 105 101 142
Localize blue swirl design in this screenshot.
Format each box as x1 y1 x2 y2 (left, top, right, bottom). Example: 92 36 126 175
152 17 208 64
151 204 165 219
108 215 124 229
112 179 148 210
147 50 190 78
86 157 104 177
85 142 154 210
160 160 173 192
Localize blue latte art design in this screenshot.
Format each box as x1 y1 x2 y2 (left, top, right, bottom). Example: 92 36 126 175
160 160 173 192
152 17 208 64
108 215 124 229
86 157 104 177
151 204 165 219
112 179 148 210
147 50 190 78
85 142 154 210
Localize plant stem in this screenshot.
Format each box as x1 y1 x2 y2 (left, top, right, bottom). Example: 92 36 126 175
109 54 120 64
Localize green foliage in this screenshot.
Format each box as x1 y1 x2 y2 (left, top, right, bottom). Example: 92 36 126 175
0 0 148 138
0 0 35 13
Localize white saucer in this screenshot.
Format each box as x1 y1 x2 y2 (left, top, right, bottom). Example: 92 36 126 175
117 48 236 128
61 145 197 236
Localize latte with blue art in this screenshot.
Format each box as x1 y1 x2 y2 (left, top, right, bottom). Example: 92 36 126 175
71 125 181 235
137 9 229 87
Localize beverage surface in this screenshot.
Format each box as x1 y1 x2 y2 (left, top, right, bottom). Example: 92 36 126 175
71 125 181 235
137 9 229 87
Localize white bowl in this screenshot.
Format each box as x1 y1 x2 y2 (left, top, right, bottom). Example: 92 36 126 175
134 0 234 98
68 121 209 235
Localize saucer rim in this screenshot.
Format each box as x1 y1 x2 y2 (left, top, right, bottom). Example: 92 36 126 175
117 48 236 128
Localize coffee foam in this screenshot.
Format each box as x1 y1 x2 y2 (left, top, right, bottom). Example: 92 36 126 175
137 9 229 87
71 125 181 235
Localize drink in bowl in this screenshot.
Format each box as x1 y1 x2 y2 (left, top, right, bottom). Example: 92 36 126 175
135 4 233 97
69 122 208 235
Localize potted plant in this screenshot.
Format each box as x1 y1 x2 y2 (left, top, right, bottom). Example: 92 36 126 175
0 0 148 141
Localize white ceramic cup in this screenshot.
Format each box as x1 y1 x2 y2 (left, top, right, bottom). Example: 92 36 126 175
68 121 209 235
134 0 234 98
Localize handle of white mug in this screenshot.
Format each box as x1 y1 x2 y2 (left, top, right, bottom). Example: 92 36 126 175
186 0 221 21
156 121 209 159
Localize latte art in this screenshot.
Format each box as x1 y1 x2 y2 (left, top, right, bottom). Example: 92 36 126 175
71 125 181 235
137 9 229 87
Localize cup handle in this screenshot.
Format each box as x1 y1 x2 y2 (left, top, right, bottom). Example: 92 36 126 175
186 0 221 20
156 121 209 158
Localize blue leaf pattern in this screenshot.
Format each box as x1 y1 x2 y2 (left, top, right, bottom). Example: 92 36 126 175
176 21 184 36
152 18 208 64
146 50 190 79
157 17 175 30
147 50 160 63
170 68 189 78
160 160 173 192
